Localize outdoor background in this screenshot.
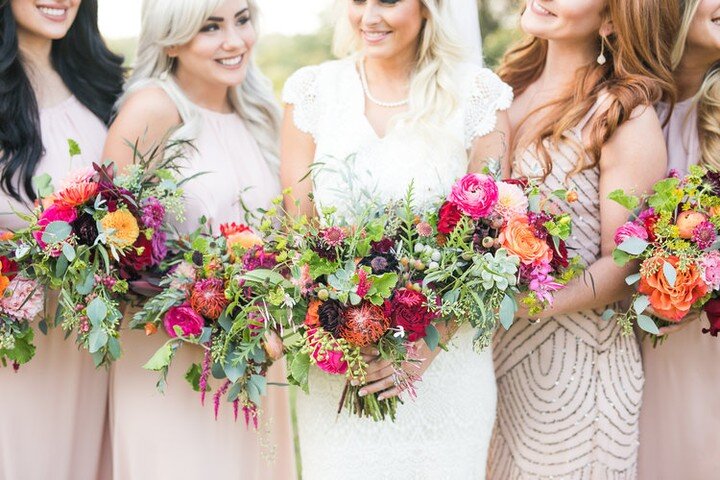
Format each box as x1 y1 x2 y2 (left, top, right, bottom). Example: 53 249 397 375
99 0 522 95
97 0 520 475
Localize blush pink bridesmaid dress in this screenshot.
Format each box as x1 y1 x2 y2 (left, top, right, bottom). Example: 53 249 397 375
637 99 720 480
108 80 296 480
0 96 112 480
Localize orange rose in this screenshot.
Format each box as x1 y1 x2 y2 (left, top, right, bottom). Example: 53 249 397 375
676 211 707 239
638 255 708 321
499 216 552 265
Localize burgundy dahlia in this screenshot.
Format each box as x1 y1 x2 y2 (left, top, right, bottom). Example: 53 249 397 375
318 299 346 337
383 288 437 342
72 212 99 246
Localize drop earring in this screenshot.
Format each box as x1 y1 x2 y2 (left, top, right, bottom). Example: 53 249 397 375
597 36 607 65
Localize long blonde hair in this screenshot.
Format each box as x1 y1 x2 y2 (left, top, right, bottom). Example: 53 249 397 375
499 0 678 179
119 0 281 171
674 0 720 170
332 0 466 131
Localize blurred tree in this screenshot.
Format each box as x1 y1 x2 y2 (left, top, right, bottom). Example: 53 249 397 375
479 0 522 68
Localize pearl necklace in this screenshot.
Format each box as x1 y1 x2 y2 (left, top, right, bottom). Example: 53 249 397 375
359 60 409 108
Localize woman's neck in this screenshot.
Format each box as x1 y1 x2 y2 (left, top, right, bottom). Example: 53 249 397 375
17 29 53 71
174 69 232 113
536 38 596 93
364 52 415 84
676 49 720 101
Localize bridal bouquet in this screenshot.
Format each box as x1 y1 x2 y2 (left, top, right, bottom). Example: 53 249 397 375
133 215 294 426
609 166 720 339
284 193 443 422
421 173 583 350
1 141 185 367
0 248 44 369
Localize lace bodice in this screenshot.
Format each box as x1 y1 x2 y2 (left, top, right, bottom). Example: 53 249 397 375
283 58 512 221
283 58 512 480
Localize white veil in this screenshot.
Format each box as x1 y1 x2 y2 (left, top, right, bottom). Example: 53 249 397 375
446 0 483 66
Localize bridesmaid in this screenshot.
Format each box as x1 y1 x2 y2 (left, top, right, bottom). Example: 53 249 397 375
487 0 677 478
102 0 295 478
0 1 123 479
638 1 720 478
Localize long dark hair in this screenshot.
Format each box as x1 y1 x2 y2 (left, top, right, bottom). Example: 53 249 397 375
0 0 124 202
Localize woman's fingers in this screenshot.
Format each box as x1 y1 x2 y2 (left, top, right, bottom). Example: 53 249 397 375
362 364 395 384
359 374 396 397
377 386 402 401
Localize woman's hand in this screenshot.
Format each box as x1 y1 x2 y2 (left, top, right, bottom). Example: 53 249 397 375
647 306 699 335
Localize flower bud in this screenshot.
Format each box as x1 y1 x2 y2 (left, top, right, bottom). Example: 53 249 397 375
482 237 495 249
318 289 330 301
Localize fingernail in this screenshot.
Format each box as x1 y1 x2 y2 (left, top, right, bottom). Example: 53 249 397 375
377 394 385 401
372 349 380 355
350 380 359 386
359 389 367 397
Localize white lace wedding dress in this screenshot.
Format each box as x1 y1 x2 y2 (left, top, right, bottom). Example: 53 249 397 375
283 57 512 480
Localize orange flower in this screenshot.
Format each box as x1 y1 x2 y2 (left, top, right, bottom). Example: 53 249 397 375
0 232 13 241
305 299 322 327
676 211 707 239
638 255 708 321
227 230 263 252
0 274 9 297
56 181 99 207
100 209 140 249
499 216 552 265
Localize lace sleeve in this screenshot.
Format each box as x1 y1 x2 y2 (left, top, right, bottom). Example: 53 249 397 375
464 68 514 148
282 66 321 139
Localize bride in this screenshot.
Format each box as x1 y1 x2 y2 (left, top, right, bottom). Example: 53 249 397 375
280 0 510 478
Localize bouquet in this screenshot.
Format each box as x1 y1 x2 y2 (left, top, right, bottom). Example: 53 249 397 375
283 191 445 422
132 213 294 426
0 249 44 369
421 173 583 350
0 140 185 367
609 166 720 339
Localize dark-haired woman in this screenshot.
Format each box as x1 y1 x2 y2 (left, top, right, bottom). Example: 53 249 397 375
0 1 124 479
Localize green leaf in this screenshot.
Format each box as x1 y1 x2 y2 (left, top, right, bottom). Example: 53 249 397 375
625 273 641 285
0 326 35 365
612 248 631 266
663 262 677 288
107 336 122 360
185 363 210 392
143 342 174 371
633 295 651 315
368 273 398 299
55 254 69 278
32 173 54 199
88 328 109 354
423 324 440 351
41 221 72 245
67 138 82 157
62 243 76 262
499 294 517 330
240 269 286 286
617 237 650 255
608 189 640 210
218 312 232 332
601 309 615 321
224 360 246 383
86 298 108 328
637 314 660 335
290 352 310 389
648 178 682 212
76 272 95 295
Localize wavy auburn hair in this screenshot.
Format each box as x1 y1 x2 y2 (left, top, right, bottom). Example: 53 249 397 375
498 0 679 179
674 0 720 170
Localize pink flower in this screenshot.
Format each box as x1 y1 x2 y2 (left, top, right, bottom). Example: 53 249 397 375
701 252 720 290
60 167 96 189
416 222 433 237
692 221 717 250
356 268 371 298
527 262 563 305
493 182 529 222
447 173 499 220
613 221 648 246
163 303 204 337
34 203 78 254
0 277 44 322
321 227 346 247
308 328 348 375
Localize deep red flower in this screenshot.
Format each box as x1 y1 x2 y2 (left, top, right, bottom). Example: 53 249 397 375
383 289 437 342
503 177 530 189
0 256 18 281
437 201 463 234
703 298 720 337
189 278 229 321
548 238 569 270
119 235 154 276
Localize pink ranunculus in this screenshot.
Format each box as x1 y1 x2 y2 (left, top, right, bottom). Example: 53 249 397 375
308 328 348 375
33 203 78 254
447 173 499 220
163 303 204 338
613 221 648 246
0 277 44 322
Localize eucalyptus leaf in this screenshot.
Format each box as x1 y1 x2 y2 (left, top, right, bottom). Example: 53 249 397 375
663 262 677 288
55 255 69 278
224 361 247 383
107 336 122 360
75 271 95 295
86 298 108 328
62 243 76 262
424 324 440 351
499 294 517 330
625 273 641 286
41 221 72 245
637 314 661 335
633 295 651 315
88 328 109 354
601 309 615 321
617 237 650 255
32 173 54 199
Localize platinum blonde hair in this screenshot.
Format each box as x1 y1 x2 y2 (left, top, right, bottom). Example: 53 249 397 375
119 0 280 171
674 0 720 170
332 0 467 132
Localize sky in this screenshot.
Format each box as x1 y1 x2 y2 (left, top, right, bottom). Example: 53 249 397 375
98 0 335 39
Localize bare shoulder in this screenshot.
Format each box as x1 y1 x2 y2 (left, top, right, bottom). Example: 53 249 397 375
601 103 666 170
114 87 181 129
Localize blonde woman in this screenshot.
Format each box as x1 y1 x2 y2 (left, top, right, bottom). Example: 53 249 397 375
102 0 294 478
488 0 677 477
638 1 720 478
281 0 511 477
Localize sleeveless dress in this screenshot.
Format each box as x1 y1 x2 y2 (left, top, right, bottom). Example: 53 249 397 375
488 97 645 479
637 99 720 480
283 57 513 480
0 96 112 480
108 80 296 480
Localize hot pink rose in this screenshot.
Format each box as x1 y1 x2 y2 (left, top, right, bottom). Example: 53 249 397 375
614 221 648 246
163 303 204 337
447 173 499 219
308 328 348 375
33 203 78 254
